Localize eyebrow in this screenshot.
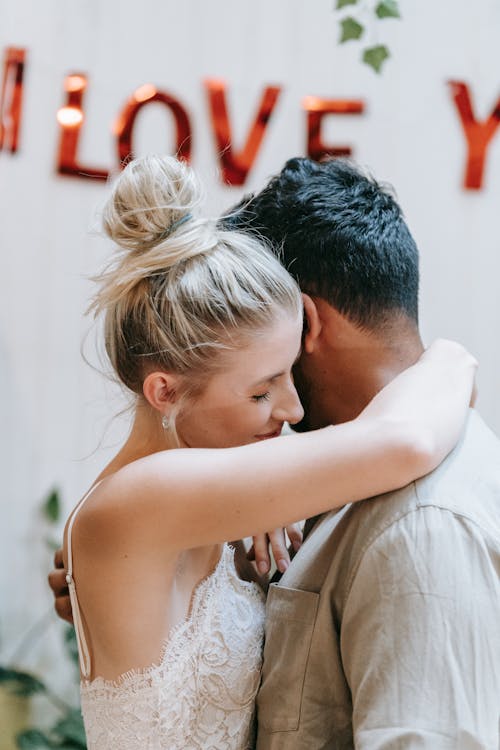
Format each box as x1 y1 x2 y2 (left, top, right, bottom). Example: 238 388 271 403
250 344 303 388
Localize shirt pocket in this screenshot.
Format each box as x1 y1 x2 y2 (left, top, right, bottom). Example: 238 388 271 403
257 584 319 733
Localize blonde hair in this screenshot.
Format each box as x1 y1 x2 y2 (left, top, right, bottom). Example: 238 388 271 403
91 155 302 403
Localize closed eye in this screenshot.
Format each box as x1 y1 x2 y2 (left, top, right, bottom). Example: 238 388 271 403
251 392 271 403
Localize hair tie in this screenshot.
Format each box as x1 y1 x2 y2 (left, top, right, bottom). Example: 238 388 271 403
157 213 192 242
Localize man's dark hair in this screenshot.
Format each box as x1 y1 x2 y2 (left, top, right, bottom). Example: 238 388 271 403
222 157 419 328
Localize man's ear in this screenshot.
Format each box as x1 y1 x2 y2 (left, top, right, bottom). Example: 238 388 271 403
142 371 181 417
302 294 322 354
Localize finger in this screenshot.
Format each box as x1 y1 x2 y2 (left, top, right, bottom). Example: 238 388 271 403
252 534 271 575
54 548 64 569
55 596 74 625
285 523 303 552
268 529 289 574
48 568 68 598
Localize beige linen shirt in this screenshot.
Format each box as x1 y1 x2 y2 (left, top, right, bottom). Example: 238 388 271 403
256 410 500 749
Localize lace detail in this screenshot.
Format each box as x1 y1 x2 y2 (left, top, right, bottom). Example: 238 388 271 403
80 545 266 750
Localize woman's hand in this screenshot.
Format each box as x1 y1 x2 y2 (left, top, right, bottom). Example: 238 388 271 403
248 524 303 575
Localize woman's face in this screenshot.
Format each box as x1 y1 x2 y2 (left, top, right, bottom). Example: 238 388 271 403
175 312 305 448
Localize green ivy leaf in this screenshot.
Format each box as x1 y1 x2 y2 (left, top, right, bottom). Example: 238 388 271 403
375 0 400 19
43 489 60 523
362 44 390 73
340 17 364 43
336 0 358 8
0 667 47 697
16 730 56 749
53 710 87 747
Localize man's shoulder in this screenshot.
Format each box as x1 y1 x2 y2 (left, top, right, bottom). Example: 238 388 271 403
412 409 500 529
286 410 500 592
345 408 500 533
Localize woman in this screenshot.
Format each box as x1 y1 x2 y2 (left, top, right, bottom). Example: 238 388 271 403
63 155 475 750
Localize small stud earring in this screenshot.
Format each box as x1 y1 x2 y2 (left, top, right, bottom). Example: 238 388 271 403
161 415 170 431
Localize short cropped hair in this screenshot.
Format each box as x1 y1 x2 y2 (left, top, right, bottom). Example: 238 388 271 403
223 157 419 328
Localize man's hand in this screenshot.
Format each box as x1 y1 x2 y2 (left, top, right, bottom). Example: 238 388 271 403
47 548 73 625
248 524 303 575
48 524 303 623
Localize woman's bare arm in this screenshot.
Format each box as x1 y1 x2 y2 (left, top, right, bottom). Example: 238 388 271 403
88 340 476 551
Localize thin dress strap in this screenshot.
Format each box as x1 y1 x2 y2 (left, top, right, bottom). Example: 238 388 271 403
66 481 103 680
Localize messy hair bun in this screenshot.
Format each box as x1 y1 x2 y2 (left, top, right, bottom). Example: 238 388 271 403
92 154 302 407
102 153 200 254
98 155 224 303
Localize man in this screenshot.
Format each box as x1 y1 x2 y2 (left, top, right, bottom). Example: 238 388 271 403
224 157 500 749
50 158 500 748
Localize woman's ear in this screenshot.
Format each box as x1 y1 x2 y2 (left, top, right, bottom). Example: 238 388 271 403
142 371 180 416
302 294 322 354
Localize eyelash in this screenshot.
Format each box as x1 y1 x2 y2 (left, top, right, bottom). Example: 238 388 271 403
251 392 271 403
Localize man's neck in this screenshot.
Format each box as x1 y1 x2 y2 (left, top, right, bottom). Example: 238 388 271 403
321 339 424 424
298 306 424 428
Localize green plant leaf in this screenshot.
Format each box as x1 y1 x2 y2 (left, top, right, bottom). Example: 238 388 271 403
53 710 87 747
375 0 400 19
16 729 55 749
43 489 60 523
0 667 47 697
336 0 358 8
340 17 364 43
362 44 390 73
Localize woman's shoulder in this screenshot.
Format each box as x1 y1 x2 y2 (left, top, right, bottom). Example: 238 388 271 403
63 458 185 565
63 479 118 565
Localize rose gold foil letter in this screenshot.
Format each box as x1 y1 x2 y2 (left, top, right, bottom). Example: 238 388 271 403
448 80 500 190
205 80 281 186
114 85 192 166
0 47 26 153
303 97 365 162
57 74 109 180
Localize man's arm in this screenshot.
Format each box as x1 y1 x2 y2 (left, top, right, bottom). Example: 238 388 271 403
341 506 500 749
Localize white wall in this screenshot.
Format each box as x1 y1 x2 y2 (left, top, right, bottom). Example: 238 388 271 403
1 0 499 685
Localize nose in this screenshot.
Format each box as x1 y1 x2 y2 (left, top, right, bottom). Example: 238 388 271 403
272 379 304 426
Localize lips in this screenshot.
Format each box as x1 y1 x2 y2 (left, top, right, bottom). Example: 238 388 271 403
255 426 283 440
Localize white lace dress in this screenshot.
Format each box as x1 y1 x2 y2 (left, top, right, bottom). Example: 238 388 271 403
66 490 266 750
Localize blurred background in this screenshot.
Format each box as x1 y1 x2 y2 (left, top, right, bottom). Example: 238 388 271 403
1 0 499 746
